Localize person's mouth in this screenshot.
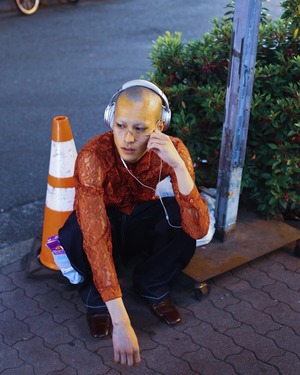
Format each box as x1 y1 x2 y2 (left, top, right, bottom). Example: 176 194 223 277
122 147 135 154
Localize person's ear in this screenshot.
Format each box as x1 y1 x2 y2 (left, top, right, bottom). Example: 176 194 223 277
157 120 165 132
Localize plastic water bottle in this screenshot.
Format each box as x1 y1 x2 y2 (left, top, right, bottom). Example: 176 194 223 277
46 235 84 284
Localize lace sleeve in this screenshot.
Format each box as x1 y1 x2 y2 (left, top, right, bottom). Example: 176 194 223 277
171 139 210 240
74 149 122 302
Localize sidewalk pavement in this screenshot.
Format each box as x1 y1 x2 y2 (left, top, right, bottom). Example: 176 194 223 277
1 237 300 375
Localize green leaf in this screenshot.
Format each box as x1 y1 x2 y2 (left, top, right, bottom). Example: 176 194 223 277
267 143 278 150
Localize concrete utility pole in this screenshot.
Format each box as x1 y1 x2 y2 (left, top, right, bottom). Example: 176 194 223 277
215 0 263 241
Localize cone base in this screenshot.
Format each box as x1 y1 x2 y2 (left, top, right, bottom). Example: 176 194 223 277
40 206 73 271
39 248 59 271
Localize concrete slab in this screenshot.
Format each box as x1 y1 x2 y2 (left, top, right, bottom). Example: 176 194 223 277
184 209 300 282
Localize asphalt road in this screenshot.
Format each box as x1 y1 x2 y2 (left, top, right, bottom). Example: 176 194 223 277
0 0 282 249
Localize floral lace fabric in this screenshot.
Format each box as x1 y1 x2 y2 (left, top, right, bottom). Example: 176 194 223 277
74 131 209 302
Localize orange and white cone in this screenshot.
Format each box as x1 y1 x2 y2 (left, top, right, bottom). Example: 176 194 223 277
39 116 77 270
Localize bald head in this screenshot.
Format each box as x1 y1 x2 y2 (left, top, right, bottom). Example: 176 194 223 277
117 86 163 120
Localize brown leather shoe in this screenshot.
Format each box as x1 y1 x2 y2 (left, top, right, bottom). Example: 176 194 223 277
86 312 112 338
150 299 181 326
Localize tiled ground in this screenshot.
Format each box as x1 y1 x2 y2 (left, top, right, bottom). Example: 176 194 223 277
1 244 299 375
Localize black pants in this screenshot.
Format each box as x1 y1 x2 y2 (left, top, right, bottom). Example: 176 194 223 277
59 197 196 313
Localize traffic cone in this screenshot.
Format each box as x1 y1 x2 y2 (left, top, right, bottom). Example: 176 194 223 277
39 116 77 270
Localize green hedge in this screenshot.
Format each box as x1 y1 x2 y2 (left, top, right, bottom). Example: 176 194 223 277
146 0 300 218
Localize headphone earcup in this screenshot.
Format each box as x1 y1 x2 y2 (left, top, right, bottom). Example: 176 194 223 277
104 103 116 129
161 106 171 130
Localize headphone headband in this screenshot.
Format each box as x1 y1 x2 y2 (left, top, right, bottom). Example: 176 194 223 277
104 79 171 130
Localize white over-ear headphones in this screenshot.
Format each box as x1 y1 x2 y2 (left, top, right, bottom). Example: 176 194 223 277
103 79 171 131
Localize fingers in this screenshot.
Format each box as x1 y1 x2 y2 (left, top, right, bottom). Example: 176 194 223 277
134 350 141 365
114 349 140 367
147 132 180 168
149 130 168 142
147 132 170 152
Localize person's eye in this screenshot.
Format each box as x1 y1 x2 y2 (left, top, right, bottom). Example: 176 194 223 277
116 123 125 130
135 127 146 132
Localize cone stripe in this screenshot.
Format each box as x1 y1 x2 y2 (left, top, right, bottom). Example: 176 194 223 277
49 140 77 179
47 175 75 188
45 185 75 212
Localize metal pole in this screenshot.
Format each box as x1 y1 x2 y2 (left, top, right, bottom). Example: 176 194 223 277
214 0 263 241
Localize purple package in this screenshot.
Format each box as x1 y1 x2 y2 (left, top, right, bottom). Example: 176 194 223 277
46 234 65 255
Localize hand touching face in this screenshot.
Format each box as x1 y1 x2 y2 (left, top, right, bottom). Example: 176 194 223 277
147 130 184 170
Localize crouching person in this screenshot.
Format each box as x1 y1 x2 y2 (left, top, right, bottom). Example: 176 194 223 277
58 80 209 367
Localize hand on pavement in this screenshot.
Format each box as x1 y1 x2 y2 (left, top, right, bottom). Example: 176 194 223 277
112 321 140 367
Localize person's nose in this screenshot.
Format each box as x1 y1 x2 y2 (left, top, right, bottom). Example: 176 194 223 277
124 129 135 143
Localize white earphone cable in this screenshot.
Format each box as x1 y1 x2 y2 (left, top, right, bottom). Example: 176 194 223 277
121 157 182 229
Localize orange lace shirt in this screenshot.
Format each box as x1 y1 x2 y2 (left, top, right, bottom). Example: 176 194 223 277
74 131 209 302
